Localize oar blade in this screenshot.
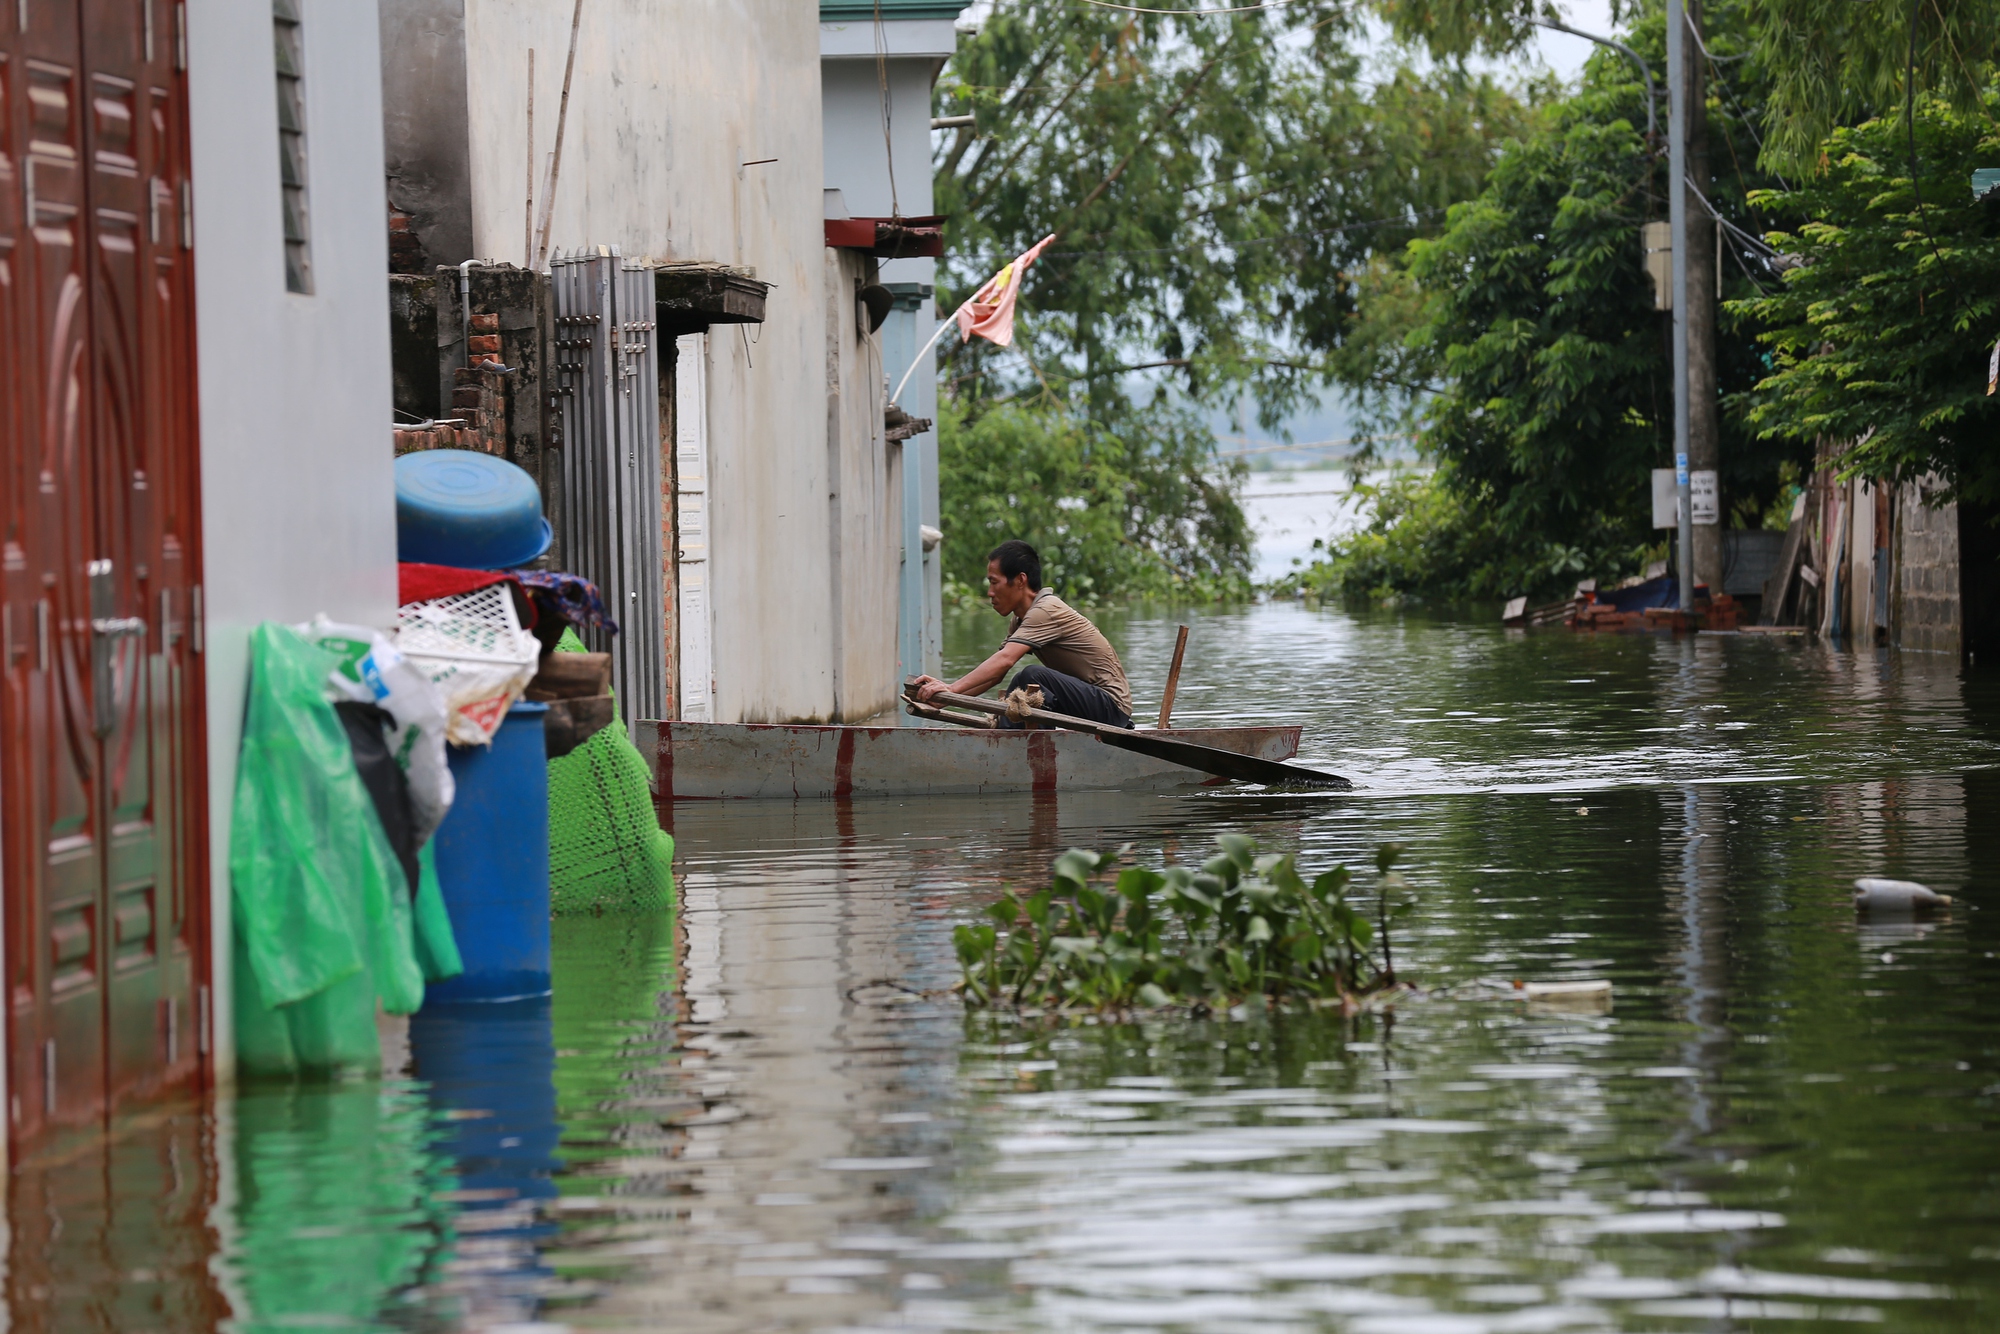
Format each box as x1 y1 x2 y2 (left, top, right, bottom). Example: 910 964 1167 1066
1096 729 1351 791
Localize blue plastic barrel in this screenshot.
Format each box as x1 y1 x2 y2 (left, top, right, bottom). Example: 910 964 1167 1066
427 703 551 1001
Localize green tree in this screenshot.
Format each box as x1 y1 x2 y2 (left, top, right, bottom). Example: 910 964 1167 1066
936 2 1521 413
931 1 1524 602
1735 93 2000 503
1306 10 1803 602
1745 0 2000 173
1271 466 1611 604
936 394 1252 603
1370 0 2000 178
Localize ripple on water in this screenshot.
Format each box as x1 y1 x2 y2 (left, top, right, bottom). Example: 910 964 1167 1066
121 603 1995 1331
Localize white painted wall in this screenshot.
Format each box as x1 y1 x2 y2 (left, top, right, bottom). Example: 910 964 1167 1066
822 30 949 685
188 0 400 1079
824 250 901 721
461 0 836 722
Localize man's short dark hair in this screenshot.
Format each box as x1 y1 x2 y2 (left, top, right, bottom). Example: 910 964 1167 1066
988 539 1042 590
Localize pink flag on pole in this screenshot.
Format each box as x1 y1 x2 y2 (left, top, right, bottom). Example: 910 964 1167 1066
955 233 1057 348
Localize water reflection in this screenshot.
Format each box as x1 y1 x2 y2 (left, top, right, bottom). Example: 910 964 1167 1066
410 999 562 1324
225 1079 457 1331
10 603 2000 1331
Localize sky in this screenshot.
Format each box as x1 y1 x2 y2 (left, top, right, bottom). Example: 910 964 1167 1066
1530 0 1621 83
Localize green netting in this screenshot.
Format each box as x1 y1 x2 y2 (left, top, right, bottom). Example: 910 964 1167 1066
548 628 675 914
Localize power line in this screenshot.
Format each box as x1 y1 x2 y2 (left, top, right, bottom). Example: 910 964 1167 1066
1081 0 1307 13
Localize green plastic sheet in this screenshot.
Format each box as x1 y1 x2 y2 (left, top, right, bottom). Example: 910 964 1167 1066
231 623 449 1077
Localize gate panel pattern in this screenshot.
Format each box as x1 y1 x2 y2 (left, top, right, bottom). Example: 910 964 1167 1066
1 0 207 1145
550 247 664 730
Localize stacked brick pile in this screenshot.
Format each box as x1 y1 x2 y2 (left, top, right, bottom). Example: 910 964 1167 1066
387 201 426 275
393 423 474 453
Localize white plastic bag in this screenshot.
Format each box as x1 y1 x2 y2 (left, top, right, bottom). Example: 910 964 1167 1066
293 616 456 845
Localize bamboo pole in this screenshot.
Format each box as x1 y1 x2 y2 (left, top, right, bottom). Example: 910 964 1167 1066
524 49 535 268
1157 624 1189 729
533 0 585 271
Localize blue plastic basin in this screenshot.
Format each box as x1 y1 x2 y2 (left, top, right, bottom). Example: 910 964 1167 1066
427 703 551 1001
396 449 552 570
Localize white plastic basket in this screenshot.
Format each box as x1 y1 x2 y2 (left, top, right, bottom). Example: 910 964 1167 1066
396 585 541 745
396 584 538 667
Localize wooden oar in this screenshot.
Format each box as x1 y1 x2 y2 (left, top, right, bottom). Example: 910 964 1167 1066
905 701 993 729
904 681 1351 790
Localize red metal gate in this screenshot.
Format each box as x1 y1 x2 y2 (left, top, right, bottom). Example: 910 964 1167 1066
1 0 208 1146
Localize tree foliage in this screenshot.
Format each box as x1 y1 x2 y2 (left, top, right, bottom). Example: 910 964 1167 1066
1308 10 1806 601
1269 467 1632 605
1369 0 2000 181
1746 0 2000 173
936 394 1252 603
935 1 1524 417
931 2 1525 602
1735 92 2000 504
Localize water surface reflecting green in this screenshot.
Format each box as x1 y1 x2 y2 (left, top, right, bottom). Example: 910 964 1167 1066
18 603 2000 1333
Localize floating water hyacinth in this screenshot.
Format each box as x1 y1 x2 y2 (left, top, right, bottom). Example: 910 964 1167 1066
954 836 1413 1014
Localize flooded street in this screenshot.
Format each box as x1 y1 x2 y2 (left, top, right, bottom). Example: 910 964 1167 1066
19 604 2000 1331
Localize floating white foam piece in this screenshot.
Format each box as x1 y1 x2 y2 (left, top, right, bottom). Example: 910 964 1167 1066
1512 979 1613 999
1853 877 1952 911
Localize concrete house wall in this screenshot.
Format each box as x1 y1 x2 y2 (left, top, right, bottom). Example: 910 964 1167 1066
820 6 959 686
380 0 877 723
824 249 902 721
188 0 401 1078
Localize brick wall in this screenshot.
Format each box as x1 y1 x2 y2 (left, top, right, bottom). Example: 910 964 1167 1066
388 197 428 276
1894 474 1960 654
386 265 554 510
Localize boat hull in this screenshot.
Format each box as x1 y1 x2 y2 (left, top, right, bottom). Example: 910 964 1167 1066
635 721 1304 800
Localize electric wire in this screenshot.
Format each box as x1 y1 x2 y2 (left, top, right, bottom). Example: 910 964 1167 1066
1081 0 1307 13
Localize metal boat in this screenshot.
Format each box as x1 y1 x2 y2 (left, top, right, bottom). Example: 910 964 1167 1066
636 720 1304 800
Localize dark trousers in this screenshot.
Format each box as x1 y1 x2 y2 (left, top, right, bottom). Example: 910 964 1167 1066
998 664 1132 729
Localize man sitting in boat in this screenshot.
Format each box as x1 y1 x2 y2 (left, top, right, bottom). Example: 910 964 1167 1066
910 539 1134 728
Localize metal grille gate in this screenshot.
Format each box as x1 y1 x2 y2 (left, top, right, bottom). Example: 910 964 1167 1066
549 247 665 730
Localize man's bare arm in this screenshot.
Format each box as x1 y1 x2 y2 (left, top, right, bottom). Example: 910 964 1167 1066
912 640 1031 703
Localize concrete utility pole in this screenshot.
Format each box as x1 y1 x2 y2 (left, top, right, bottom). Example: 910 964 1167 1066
1667 0 1693 609
1685 0 1723 594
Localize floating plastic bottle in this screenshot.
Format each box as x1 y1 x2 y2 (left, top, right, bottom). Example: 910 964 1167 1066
1853 877 1953 912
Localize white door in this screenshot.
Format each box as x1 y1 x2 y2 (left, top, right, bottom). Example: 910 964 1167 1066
675 334 716 721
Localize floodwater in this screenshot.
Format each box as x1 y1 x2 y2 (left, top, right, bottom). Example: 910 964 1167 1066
15 603 2000 1332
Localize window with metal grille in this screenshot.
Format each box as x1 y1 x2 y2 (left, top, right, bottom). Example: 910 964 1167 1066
273 0 311 293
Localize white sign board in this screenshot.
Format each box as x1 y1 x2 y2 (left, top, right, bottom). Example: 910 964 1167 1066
1653 467 1721 527
1652 469 1678 529
1690 469 1719 525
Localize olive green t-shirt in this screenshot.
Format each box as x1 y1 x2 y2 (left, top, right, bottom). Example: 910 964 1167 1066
1005 590 1132 714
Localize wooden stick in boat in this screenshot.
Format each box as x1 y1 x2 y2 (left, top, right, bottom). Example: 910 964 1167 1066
905 701 992 729
902 680 1350 790
1157 624 1189 729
